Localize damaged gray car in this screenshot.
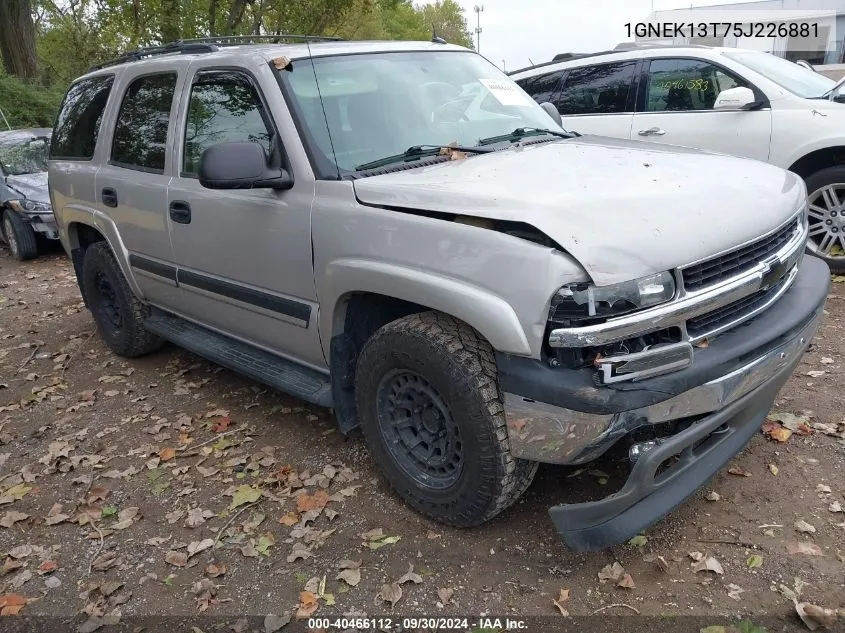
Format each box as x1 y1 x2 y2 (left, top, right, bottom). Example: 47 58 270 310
1 128 58 260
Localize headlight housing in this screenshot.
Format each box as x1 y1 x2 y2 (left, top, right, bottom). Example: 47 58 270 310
549 271 676 326
9 199 51 213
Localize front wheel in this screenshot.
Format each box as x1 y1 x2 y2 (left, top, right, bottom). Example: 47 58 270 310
2 210 39 261
805 166 845 274
354 311 537 527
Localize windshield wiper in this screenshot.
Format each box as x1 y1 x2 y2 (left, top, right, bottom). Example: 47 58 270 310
356 144 494 171
478 127 578 147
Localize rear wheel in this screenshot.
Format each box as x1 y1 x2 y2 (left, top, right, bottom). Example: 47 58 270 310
355 311 537 527
805 166 845 273
2 210 39 261
81 242 164 357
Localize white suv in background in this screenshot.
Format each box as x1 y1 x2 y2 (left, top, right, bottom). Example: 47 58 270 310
511 45 845 272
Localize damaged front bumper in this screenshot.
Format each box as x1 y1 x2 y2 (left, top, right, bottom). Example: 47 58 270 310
497 255 830 550
25 211 59 240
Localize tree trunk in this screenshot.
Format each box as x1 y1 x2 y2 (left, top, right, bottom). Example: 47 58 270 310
208 0 218 35
0 0 38 80
160 0 180 43
224 0 250 35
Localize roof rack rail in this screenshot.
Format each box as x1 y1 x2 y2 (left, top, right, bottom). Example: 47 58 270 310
87 34 342 72
88 41 217 72
177 34 343 45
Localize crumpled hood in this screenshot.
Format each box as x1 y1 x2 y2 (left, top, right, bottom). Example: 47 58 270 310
4 172 50 204
353 136 805 285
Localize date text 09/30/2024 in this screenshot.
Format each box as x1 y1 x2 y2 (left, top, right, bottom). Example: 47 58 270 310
307 617 528 630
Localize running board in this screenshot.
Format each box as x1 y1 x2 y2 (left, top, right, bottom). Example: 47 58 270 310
145 310 332 407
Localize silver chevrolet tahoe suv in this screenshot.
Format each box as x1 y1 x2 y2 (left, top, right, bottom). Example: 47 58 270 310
48 36 830 550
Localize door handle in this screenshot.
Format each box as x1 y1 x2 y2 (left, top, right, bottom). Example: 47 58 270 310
102 187 118 208
169 200 192 224
638 127 666 137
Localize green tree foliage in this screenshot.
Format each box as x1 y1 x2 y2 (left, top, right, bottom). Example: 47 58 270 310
0 0 474 128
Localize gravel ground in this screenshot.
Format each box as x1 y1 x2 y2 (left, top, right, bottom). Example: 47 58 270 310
0 247 843 633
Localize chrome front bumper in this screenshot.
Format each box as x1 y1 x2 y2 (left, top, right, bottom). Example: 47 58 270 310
504 308 821 465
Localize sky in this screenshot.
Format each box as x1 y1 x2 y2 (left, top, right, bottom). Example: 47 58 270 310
436 0 772 71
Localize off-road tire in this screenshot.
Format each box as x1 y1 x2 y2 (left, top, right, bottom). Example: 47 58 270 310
355 311 538 527
2 209 39 261
81 242 164 357
804 166 845 274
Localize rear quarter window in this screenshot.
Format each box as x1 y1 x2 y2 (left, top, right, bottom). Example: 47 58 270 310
50 75 114 160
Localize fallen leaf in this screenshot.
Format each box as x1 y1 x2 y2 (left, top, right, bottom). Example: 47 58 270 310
263 613 291 632
295 591 318 619
726 583 744 601
597 562 625 583
437 587 454 605
240 544 258 558
627 534 647 548
747 555 763 568
820 357 835 364
691 555 724 574
158 447 176 462
377 582 402 607
806 370 826 378
762 421 793 443
617 573 636 589
287 543 312 563
787 541 824 556
688 551 705 562
796 602 839 631
0 593 28 615
368 535 401 550
768 410 810 431
795 520 817 534
728 465 752 477
0 511 28 529
830 501 843 513
295 490 329 513
397 563 422 585
37 560 58 574
0 484 31 505
336 568 361 587
769 464 779 476
165 551 188 567
278 512 299 526
205 562 226 577
187 539 214 558
360 528 384 541
211 416 231 433
552 588 570 616
706 491 721 502
229 485 262 509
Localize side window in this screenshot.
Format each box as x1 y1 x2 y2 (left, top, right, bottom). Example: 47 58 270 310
50 75 114 160
557 62 637 115
515 70 565 104
111 73 177 172
645 58 748 112
182 71 273 176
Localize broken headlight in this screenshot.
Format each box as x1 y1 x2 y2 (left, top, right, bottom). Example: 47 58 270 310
549 271 675 326
9 199 51 213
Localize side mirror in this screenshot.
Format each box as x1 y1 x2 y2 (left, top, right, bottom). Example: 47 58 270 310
198 141 293 190
713 86 757 111
539 101 563 127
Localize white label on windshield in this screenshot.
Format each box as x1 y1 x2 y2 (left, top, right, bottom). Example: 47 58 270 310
479 78 532 106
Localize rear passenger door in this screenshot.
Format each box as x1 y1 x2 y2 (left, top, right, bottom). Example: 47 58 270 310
95 67 184 307
629 57 772 161
554 61 639 138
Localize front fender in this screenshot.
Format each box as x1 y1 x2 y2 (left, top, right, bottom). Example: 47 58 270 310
321 258 532 357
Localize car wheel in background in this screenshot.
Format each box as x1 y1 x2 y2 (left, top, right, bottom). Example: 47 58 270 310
1 209 39 261
354 311 538 527
81 241 164 358
805 166 845 274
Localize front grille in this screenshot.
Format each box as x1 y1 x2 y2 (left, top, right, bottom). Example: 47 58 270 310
681 219 797 292
686 281 783 338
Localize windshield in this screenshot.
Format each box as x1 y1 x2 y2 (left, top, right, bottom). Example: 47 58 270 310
0 136 50 176
281 50 564 173
724 51 836 98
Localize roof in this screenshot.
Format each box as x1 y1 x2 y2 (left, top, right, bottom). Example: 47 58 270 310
509 45 760 78
79 38 471 80
0 128 52 144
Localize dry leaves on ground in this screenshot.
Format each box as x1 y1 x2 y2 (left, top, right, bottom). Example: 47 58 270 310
553 588 570 616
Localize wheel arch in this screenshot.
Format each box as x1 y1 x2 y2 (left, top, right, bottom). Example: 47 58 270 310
788 145 845 180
